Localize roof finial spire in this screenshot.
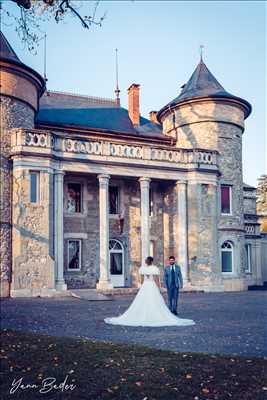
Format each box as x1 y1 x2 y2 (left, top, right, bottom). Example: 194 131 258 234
44 33 48 83
114 48 120 106
200 45 204 63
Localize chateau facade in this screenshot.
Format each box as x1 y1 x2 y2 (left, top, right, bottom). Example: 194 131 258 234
0 31 266 297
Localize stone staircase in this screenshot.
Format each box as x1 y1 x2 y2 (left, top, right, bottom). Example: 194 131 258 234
248 281 267 291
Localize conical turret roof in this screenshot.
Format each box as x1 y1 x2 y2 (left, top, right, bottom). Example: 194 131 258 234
0 31 22 64
175 59 228 101
0 30 46 100
157 59 252 121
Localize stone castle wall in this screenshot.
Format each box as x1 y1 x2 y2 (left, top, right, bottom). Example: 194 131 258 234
161 100 247 290
162 102 244 148
187 182 221 288
11 167 55 296
244 191 257 215
1 69 39 111
0 96 35 297
217 123 246 288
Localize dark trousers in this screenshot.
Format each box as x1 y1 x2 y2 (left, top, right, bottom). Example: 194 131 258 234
167 286 179 313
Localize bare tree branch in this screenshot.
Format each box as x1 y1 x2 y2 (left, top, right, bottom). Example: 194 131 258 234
1 0 106 53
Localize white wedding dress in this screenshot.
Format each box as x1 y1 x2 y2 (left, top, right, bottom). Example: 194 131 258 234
104 265 195 327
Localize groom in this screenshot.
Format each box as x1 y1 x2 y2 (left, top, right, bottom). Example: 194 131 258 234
164 256 183 315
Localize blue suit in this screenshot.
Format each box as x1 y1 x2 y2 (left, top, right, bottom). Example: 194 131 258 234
164 264 183 313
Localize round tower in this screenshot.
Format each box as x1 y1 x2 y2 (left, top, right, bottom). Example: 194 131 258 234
157 59 252 291
0 31 45 297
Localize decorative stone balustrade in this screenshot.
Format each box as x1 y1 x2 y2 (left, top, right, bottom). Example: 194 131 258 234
10 129 218 167
245 225 256 235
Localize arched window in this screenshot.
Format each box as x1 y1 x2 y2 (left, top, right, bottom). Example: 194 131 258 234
109 239 124 276
221 241 233 273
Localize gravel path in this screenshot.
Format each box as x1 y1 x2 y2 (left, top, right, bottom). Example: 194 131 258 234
1 291 266 357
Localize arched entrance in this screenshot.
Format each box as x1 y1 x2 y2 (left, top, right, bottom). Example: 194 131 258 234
109 239 124 287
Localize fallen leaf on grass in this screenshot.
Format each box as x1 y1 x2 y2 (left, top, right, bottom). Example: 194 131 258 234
202 388 210 394
186 374 192 379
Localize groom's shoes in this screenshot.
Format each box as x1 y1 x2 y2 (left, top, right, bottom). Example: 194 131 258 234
172 310 178 315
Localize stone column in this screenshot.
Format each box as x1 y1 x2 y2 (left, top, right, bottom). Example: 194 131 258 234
54 170 67 291
139 177 151 265
176 179 189 283
97 174 113 290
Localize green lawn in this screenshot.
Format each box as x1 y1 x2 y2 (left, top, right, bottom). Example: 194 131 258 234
0 329 266 400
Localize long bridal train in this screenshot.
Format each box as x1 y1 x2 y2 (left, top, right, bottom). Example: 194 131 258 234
104 266 195 327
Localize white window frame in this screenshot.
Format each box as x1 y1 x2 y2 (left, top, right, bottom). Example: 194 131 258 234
245 243 252 273
221 241 234 275
109 239 124 275
67 239 82 271
221 185 232 216
29 171 40 203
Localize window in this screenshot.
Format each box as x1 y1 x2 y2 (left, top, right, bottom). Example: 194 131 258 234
109 187 119 214
221 185 232 214
66 183 82 213
149 188 154 216
245 244 252 273
221 241 233 273
67 240 81 270
30 171 39 203
109 239 123 275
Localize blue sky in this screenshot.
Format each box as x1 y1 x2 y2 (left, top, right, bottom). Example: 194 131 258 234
2 0 266 186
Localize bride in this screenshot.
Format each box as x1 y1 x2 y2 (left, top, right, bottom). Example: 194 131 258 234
104 256 195 327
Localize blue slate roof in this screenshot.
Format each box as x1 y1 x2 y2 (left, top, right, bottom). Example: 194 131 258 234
158 60 252 120
37 91 164 138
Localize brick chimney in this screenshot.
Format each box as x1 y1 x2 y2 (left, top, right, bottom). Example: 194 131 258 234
128 83 140 125
149 111 159 124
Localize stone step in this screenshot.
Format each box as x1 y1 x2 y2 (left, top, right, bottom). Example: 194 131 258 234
98 287 204 296
70 289 113 301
